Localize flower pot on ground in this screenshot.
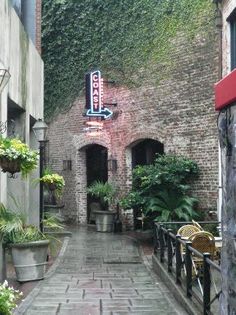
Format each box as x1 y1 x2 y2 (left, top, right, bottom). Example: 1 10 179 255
0 137 39 177
87 181 118 232
0 204 51 282
10 239 49 282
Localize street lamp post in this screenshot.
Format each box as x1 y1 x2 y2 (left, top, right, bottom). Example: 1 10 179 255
32 119 48 232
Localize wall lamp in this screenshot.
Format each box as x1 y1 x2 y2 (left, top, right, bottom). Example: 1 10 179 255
107 155 117 172
0 69 11 94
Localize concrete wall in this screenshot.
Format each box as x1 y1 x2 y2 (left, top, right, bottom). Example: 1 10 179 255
0 0 43 225
47 21 219 227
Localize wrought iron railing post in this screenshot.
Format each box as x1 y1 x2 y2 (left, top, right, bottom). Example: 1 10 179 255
176 235 182 284
167 229 173 272
159 224 165 263
185 241 192 298
153 223 158 254
203 253 211 315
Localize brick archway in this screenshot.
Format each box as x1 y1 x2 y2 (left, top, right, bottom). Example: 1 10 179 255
73 134 110 223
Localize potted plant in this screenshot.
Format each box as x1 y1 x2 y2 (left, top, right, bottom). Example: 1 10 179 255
0 204 50 282
0 137 39 177
0 280 22 315
87 181 118 232
40 168 65 205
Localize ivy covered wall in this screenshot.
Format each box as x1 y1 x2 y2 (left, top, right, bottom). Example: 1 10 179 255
42 0 215 119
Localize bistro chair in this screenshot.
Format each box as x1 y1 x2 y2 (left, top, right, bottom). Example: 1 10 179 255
177 224 201 238
192 220 204 231
189 231 216 295
176 225 201 276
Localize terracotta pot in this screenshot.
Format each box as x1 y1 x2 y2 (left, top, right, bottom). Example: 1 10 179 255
0 157 21 175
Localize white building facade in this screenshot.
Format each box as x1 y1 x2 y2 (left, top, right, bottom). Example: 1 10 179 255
0 0 43 226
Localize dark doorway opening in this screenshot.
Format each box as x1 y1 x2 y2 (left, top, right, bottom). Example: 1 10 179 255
132 139 164 168
86 144 108 223
131 139 164 229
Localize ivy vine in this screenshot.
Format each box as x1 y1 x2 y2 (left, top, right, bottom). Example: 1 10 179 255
42 0 215 119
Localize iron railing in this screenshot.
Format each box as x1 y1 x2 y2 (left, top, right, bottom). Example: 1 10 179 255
153 221 222 315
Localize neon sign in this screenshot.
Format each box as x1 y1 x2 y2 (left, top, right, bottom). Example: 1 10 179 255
85 70 113 119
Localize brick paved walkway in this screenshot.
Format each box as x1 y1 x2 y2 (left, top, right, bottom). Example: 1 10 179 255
15 226 188 315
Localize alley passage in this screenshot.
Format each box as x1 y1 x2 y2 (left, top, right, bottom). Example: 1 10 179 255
16 226 187 315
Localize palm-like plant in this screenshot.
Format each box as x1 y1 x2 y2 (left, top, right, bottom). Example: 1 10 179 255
87 181 118 209
0 204 46 245
145 190 198 222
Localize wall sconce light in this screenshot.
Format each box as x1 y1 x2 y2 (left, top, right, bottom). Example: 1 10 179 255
0 69 11 94
107 156 117 172
63 160 72 171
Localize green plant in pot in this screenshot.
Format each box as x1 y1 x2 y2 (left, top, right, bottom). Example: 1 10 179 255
87 181 118 232
0 137 39 177
0 204 50 282
36 167 65 205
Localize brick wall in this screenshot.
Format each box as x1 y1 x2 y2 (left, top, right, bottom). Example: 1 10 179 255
47 26 219 226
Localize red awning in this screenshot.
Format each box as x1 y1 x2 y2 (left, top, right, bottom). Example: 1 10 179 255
215 69 236 110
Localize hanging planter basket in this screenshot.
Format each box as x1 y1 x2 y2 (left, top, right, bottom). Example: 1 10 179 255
46 183 57 191
0 158 21 176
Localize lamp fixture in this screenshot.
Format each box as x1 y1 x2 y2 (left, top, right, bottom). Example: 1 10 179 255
0 69 11 94
32 119 48 142
107 155 117 172
32 118 48 232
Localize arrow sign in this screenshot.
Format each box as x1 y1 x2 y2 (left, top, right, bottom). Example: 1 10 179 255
86 108 113 119
85 70 113 119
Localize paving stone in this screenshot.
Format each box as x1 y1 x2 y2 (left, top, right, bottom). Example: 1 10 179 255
17 226 188 315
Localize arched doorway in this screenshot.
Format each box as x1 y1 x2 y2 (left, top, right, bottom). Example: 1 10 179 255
86 144 108 223
131 139 164 229
132 139 164 168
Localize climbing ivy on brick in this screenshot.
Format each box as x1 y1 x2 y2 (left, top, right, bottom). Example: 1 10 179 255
42 0 215 119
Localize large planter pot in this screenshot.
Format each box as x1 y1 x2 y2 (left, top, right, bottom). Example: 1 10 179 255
11 239 49 282
94 211 116 232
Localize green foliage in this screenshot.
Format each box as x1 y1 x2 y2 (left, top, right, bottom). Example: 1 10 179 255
0 281 22 315
0 203 46 245
132 154 199 194
121 154 199 222
145 189 199 222
87 180 118 209
0 137 39 177
42 0 215 119
204 223 219 236
43 212 64 231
